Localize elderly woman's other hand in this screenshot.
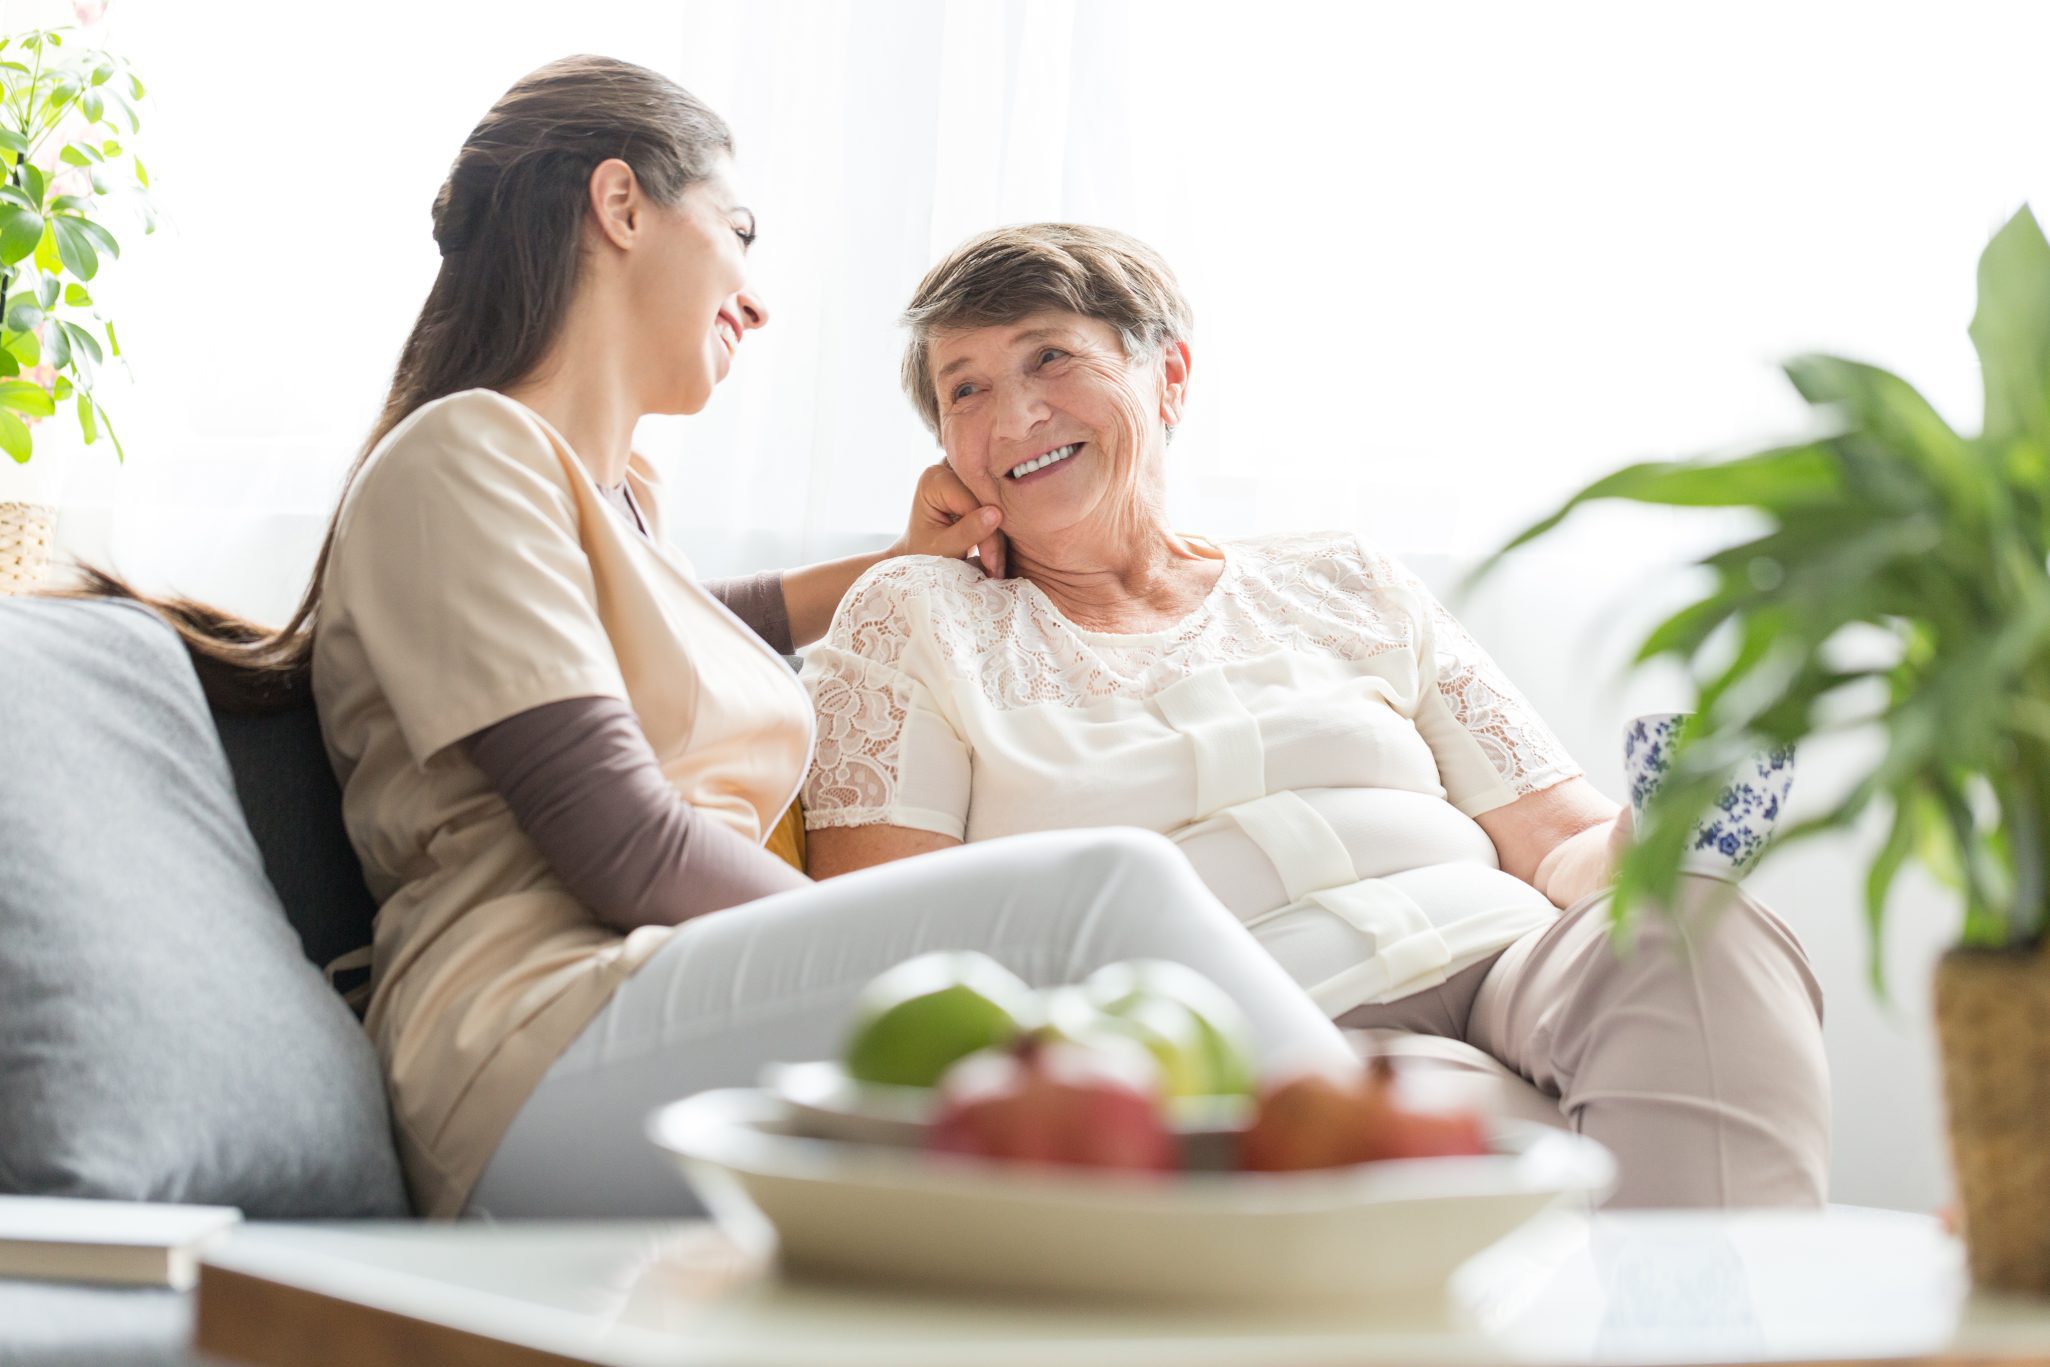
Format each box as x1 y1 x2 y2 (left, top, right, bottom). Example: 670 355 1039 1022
1526 806 1632 910
1476 776 1626 911
893 460 1008 577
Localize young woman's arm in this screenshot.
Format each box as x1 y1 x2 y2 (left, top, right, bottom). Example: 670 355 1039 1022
465 695 808 931
702 572 793 654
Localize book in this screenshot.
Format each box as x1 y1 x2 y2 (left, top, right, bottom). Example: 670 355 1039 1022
0 1196 242 1290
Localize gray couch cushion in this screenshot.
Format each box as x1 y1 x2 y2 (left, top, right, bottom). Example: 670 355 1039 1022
0 598 407 1218
212 705 377 976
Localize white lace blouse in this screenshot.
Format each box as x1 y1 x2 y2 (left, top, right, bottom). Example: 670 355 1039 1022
799 531 1583 1016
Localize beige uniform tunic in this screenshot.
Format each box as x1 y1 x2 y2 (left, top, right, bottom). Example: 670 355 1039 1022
312 389 812 1216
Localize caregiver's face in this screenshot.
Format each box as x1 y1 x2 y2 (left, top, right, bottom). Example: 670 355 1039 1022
931 310 1169 537
638 157 769 414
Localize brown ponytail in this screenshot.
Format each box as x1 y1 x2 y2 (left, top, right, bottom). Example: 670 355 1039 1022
62 55 732 713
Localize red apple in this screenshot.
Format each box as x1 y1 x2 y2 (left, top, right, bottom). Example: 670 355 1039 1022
926 1036 1175 1174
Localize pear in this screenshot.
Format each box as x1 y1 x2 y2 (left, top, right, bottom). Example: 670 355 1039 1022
1238 1064 1381 1172
1240 1057 1491 1172
1037 985 1191 1093
1084 959 1260 1097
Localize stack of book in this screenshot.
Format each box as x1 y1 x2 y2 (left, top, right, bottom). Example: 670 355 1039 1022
0 1196 242 1291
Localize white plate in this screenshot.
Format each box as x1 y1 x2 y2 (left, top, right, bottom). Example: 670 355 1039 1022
649 1087 1614 1306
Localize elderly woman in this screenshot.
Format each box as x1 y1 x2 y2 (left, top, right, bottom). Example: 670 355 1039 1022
802 224 1830 1208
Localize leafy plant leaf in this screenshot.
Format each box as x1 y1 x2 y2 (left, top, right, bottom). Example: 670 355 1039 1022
1467 443 1843 591
0 408 31 462
31 218 57 275
75 388 93 442
69 216 116 259
0 379 55 417
94 398 122 462
50 215 96 279
60 318 100 365
0 204 40 264
1970 205 2050 451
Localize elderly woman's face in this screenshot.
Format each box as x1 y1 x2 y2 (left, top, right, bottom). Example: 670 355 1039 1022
930 309 1182 539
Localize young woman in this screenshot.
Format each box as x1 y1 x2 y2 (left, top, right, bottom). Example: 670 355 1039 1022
104 55 1358 1219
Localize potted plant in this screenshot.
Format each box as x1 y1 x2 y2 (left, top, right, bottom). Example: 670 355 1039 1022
1477 204 2050 1295
0 23 150 595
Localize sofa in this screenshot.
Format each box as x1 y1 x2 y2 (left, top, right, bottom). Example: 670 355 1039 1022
0 594 1562 1367
0 597 408 1366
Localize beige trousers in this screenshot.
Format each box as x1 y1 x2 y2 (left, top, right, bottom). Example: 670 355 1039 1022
1338 874 1830 1208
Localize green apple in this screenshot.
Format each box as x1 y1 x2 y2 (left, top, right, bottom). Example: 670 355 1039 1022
1084 959 1260 1097
842 951 1036 1088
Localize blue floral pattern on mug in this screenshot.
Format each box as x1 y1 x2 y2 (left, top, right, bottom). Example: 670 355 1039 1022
1623 712 1795 877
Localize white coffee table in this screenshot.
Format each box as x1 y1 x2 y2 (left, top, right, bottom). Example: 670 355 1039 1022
193 1206 2050 1366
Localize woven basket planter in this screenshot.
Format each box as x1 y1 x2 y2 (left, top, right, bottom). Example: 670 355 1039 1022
0 500 56 596
1934 943 2050 1295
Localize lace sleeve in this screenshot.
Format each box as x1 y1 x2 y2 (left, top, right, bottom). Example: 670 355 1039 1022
799 566 971 838
1372 543 1582 813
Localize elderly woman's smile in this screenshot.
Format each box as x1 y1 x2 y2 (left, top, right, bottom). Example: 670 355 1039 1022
1004 440 1085 482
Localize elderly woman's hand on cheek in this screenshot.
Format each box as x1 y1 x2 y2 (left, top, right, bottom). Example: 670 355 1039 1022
890 460 1008 578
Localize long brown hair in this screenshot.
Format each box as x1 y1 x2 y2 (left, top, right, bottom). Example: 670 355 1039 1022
70 55 732 712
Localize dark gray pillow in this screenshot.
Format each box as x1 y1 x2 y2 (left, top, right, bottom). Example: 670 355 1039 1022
212 702 379 977
0 598 408 1217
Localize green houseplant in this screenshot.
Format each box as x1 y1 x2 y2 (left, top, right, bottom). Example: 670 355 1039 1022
0 23 150 594
1480 204 2050 1295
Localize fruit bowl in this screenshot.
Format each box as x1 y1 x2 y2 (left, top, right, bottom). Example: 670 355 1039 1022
763 1059 1252 1166
648 1087 1615 1306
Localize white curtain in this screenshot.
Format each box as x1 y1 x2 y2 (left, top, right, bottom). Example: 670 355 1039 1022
32 0 2050 623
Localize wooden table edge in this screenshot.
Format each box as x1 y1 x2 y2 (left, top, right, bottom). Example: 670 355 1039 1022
194 1260 592 1367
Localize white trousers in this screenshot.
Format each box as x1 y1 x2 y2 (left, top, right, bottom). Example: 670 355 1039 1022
467 829 1356 1218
